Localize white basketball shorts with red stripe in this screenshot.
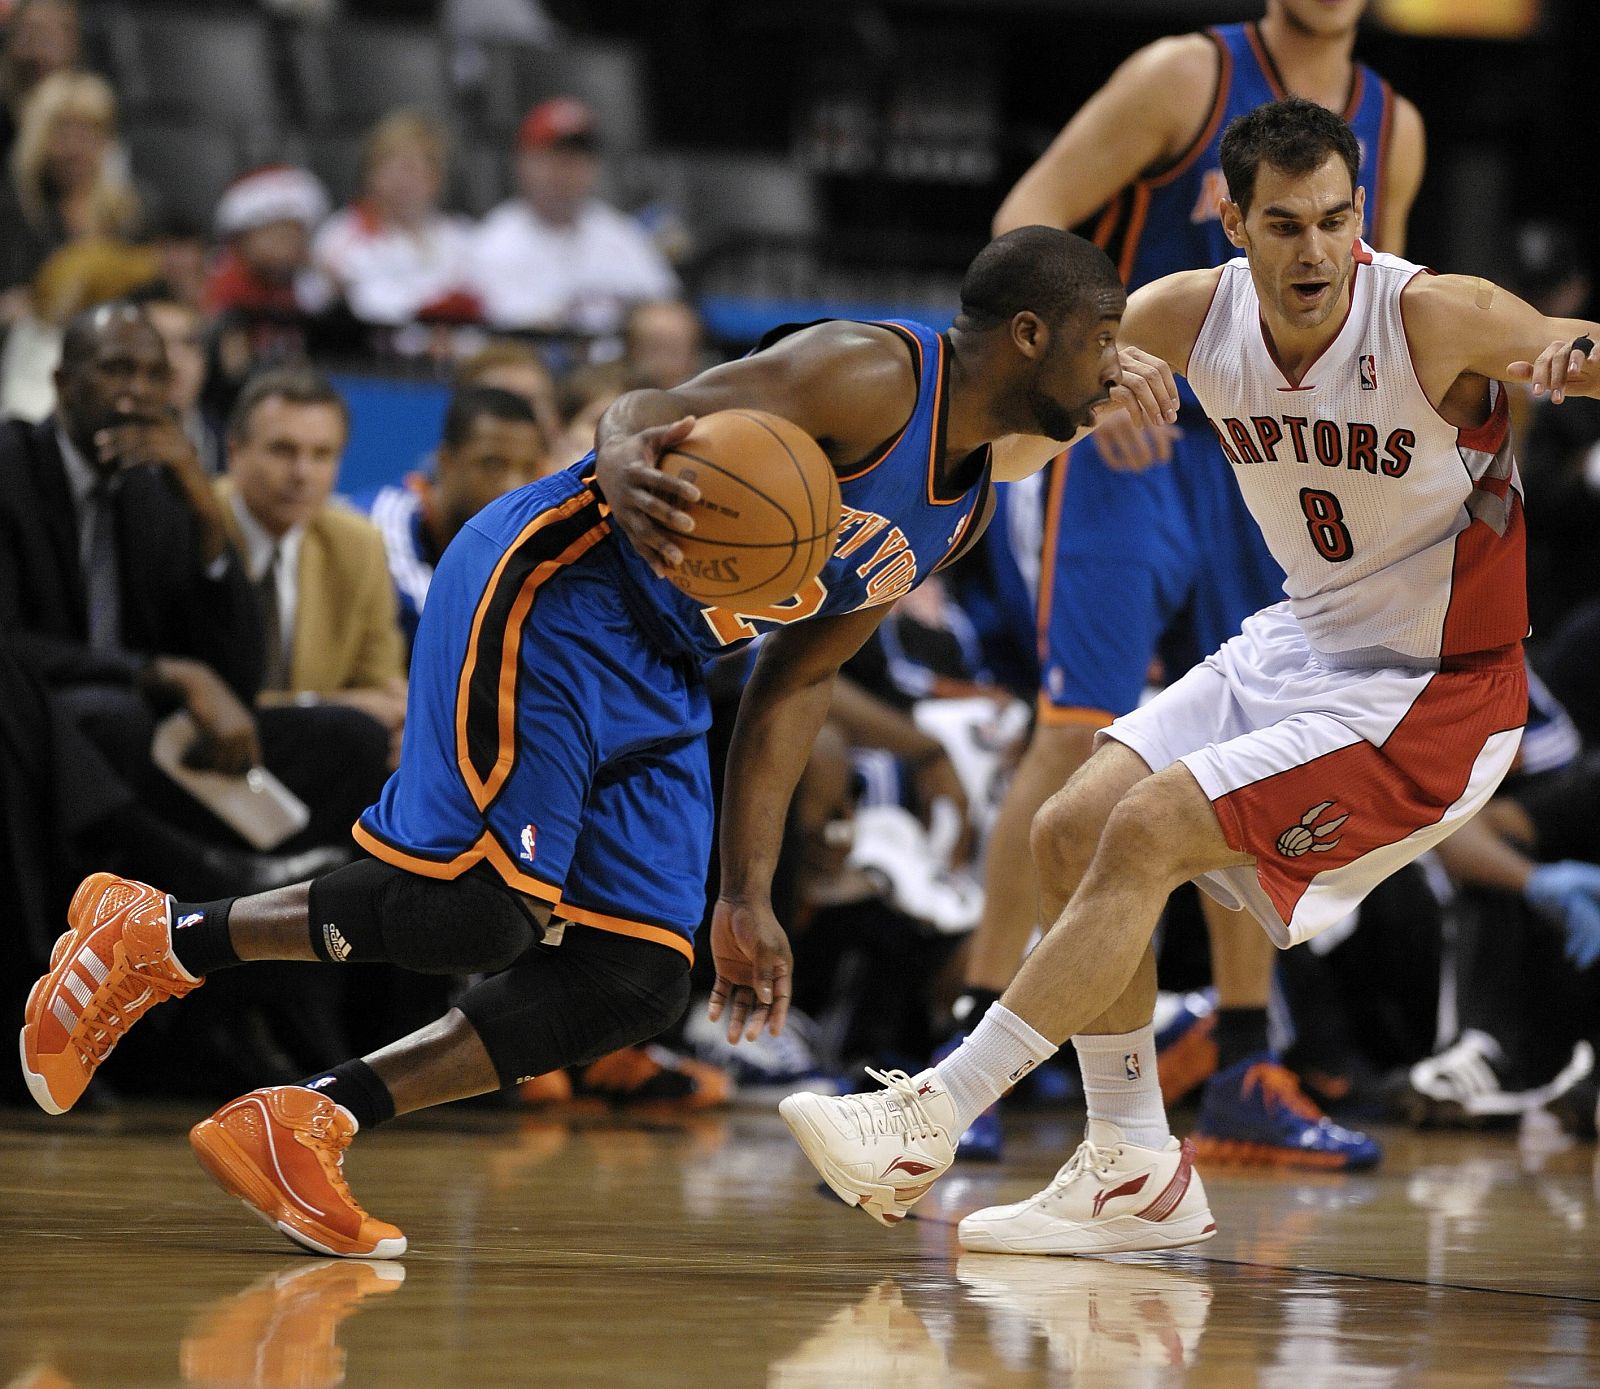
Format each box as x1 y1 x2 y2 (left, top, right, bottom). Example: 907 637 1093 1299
1105 603 1526 948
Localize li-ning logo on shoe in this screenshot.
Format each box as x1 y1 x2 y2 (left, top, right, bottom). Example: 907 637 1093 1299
1091 1172 1149 1217
1124 1051 1142 1082
882 1157 937 1179
1359 353 1378 390
321 923 353 962
520 824 538 863
175 912 203 929
1275 801 1348 858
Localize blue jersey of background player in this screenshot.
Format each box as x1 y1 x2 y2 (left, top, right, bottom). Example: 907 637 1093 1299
942 0 1426 1171
1001 3 1421 729
362 226 1179 1042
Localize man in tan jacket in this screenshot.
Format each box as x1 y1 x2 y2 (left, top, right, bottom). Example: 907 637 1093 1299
217 367 407 764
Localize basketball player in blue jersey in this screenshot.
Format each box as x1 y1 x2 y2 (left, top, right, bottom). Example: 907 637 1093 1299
21 226 1181 1258
944 0 1427 1167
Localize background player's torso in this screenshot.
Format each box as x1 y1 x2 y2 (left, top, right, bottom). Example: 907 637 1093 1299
604 319 992 663
1185 246 1527 668
1098 22 1393 295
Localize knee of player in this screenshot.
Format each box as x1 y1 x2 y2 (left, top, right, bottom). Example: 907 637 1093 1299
1029 786 1100 881
1098 776 1225 886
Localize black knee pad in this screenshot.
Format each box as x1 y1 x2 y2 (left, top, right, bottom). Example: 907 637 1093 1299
307 858 537 973
455 928 691 1086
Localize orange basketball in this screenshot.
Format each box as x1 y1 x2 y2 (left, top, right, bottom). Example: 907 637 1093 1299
657 409 841 609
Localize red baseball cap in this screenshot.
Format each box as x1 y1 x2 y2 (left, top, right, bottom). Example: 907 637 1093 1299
519 97 597 152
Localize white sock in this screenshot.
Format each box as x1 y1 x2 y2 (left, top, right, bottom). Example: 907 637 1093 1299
1073 1025 1171 1150
933 1004 1057 1133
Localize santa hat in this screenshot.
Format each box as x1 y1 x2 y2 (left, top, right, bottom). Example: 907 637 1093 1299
214 165 330 238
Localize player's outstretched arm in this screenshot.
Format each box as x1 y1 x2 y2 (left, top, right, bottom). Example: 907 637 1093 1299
711 603 890 1043
1401 273 1600 406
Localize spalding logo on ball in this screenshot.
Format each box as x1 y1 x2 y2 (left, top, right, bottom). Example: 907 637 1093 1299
656 410 842 609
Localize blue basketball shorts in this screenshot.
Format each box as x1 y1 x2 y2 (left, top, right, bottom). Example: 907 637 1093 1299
356 472 711 963
1036 420 1286 725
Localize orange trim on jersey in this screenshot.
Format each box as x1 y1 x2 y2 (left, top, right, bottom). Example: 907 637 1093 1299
556 900 696 965
1033 451 1071 656
1036 698 1115 729
1244 22 1364 122
454 492 607 812
1117 184 1153 286
1090 194 1123 250
352 822 565 906
1142 30 1233 191
836 322 923 484
924 332 966 507
1211 648 1525 925
1245 22 1286 100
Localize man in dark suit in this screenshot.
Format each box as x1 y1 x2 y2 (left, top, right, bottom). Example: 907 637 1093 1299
0 303 364 906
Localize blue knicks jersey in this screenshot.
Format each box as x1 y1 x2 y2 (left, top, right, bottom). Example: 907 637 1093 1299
1096 22 1393 293
603 319 992 664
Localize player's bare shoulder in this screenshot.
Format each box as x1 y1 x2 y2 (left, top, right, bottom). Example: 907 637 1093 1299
1112 33 1221 162
1395 271 1501 382
756 320 921 461
1122 266 1226 372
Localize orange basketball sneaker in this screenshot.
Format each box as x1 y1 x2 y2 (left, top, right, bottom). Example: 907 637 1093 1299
20 872 201 1114
190 1086 407 1258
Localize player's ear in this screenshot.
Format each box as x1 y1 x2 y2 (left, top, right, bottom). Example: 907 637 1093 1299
1220 199 1247 251
1010 310 1047 361
1353 184 1367 242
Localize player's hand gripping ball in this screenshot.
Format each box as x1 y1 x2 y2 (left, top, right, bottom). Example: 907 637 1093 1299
656 410 841 609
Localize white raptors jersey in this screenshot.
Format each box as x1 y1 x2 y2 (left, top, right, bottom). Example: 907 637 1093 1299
1186 244 1527 667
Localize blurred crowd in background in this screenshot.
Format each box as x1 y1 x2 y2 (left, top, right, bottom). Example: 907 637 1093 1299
1 0 1599 1147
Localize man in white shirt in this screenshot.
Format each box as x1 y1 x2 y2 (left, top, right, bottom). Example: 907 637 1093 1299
468 97 678 335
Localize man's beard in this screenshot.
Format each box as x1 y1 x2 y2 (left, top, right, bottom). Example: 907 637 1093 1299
1027 387 1084 443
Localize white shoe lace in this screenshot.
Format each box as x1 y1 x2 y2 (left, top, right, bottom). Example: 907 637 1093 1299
1044 1135 1116 1192
840 1068 939 1142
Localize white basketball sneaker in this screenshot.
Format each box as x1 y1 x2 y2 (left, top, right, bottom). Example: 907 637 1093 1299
958 1119 1216 1255
780 1067 958 1226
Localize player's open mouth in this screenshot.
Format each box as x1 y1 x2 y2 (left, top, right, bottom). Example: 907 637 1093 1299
1291 281 1330 306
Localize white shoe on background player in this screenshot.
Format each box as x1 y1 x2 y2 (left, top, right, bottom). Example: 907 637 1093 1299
780 1067 957 1226
958 1119 1216 1255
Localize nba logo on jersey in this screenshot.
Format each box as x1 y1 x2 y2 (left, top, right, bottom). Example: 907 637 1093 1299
1359 354 1377 390
520 824 538 862
1125 1051 1142 1082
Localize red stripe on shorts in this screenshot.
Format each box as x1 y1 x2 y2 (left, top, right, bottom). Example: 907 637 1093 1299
1210 646 1526 926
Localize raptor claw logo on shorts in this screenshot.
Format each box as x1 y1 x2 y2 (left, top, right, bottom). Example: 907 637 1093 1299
1276 800 1348 857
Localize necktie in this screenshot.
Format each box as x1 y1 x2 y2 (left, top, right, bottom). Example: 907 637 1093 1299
83 480 123 653
258 547 288 691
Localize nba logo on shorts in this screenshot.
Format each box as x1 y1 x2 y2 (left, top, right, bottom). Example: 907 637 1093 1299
520 824 538 863
1125 1051 1141 1082
1359 354 1377 390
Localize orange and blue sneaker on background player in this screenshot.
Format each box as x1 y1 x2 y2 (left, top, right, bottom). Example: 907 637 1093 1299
190 1085 407 1257
20 872 201 1114
1192 1054 1382 1170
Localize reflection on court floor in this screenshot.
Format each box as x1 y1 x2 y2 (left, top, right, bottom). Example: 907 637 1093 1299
3 1107 1597 1388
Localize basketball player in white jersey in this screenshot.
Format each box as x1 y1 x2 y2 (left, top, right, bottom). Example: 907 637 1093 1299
783 97 1600 1252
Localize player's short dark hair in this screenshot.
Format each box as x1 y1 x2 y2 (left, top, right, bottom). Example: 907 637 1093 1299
227 365 349 442
955 226 1122 333
441 385 538 449
1220 97 1361 216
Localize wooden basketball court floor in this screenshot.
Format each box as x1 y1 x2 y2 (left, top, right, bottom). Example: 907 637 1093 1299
4 1102 1598 1388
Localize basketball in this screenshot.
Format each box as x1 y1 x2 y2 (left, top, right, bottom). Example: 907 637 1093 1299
657 409 841 609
